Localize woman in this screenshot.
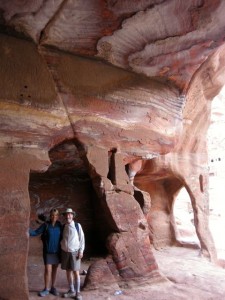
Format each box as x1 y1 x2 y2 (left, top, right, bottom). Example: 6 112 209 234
29 208 62 297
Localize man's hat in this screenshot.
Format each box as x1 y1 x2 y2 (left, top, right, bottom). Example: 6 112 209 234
62 208 76 216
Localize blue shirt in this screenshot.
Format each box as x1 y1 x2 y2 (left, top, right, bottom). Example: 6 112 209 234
29 221 62 254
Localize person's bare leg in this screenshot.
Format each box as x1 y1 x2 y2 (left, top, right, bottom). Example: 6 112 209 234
63 270 75 297
66 270 75 292
44 264 52 290
74 270 81 295
51 264 58 288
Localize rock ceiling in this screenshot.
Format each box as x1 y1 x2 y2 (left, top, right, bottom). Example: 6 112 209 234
0 0 225 161
0 0 225 179
1 0 225 91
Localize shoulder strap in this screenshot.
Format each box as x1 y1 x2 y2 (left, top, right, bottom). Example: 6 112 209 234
75 222 80 240
75 222 79 233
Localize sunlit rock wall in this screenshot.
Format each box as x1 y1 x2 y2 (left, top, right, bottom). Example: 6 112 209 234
134 44 225 261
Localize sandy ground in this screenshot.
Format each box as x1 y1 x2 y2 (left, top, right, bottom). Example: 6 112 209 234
28 246 225 300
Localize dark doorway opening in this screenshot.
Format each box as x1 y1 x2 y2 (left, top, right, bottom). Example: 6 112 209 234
28 140 112 294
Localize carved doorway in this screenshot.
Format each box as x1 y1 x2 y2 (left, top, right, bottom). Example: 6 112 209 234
27 140 110 294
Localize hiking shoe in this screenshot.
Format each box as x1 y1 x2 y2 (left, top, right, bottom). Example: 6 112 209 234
63 289 76 298
75 292 82 300
38 289 49 297
50 287 59 296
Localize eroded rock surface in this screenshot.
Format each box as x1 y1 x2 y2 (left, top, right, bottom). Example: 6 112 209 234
0 1 225 299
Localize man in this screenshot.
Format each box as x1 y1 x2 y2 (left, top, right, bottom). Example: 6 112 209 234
61 208 85 300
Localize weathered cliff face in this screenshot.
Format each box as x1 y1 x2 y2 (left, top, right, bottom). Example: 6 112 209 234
0 1 225 299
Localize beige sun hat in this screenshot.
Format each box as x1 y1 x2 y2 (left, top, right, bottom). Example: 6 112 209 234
62 208 76 216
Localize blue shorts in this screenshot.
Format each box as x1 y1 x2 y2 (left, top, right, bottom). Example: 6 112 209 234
43 253 60 265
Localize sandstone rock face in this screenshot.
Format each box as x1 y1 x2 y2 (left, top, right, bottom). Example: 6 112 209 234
0 1 225 299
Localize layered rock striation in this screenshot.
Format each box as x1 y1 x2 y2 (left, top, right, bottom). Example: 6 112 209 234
0 1 225 299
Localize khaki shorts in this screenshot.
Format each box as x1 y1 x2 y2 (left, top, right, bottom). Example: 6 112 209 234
61 249 81 271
